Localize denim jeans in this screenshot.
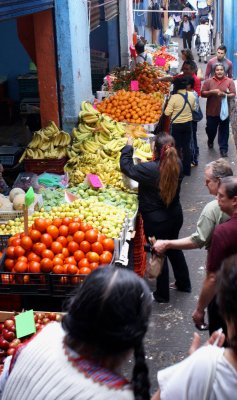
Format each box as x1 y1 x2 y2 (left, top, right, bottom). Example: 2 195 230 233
206 116 230 153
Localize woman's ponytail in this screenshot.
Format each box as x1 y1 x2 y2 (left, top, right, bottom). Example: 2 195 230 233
159 144 180 206
132 341 150 400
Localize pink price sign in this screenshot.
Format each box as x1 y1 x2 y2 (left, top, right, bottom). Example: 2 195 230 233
131 80 139 91
86 174 103 189
155 57 166 67
106 75 112 88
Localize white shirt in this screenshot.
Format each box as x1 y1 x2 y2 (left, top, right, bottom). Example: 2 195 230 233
136 52 153 65
195 24 210 42
183 21 191 32
158 345 237 400
165 18 175 36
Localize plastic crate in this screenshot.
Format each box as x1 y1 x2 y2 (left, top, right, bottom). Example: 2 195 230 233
0 210 23 224
0 147 24 167
50 273 86 297
0 235 11 251
24 157 67 174
17 74 39 99
0 254 51 295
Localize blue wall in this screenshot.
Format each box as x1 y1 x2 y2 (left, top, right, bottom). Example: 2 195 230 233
223 0 237 78
0 19 31 100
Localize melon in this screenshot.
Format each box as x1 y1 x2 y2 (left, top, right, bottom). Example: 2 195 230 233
13 194 25 211
9 188 25 203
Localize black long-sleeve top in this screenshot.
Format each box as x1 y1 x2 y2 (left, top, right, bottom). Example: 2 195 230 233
120 145 183 221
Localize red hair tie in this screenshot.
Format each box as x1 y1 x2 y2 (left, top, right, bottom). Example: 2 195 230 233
160 144 172 162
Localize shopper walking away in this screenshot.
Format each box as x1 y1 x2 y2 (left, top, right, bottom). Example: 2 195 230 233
0 267 152 400
165 77 196 176
152 254 237 400
192 176 237 336
163 16 175 47
179 15 194 50
205 45 233 79
195 18 211 63
202 63 236 157
186 77 201 166
120 133 191 303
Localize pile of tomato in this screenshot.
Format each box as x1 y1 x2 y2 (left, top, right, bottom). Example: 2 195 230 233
4 217 114 276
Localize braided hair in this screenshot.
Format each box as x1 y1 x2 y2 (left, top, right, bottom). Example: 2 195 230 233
217 254 237 355
62 266 152 399
154 134 180 206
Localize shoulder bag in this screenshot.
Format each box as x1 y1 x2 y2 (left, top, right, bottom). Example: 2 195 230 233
183 93 204 122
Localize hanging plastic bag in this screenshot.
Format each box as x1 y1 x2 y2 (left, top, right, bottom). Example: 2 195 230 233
220 95 229 121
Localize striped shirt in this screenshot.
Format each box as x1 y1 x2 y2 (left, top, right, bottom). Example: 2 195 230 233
1 323 134 400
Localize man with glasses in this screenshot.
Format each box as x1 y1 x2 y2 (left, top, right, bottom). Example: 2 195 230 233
201 63 236 157
153 159 233 293
192 176 237 336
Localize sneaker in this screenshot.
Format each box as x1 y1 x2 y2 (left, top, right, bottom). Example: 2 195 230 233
191 161 198 167
220 151 228 157
152 291 169 303
207 140 213 149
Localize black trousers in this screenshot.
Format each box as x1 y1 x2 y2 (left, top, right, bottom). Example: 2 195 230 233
206 116 230 153
143 210 191 301
171 121 192 176
182 31 192 49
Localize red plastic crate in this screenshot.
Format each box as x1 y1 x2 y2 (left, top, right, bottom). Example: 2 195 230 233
24 157 67 174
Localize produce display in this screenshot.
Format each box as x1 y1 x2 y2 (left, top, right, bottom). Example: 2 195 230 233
152 49 177 71
4 217 114 277
96 90 163 124
41 185 138 217
0 188 25 212
19 121 71 161
0 198 126 238
0 312 62 365
133 139 153 161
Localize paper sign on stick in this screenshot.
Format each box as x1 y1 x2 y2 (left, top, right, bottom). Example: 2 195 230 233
86 174 103 188
131 80 139 91
15 310 36 339
25 187 35 207
155 57 166 66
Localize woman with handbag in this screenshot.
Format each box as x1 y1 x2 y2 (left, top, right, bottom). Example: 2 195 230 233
120 133 191 303
165 76 196 176
195 18 211 63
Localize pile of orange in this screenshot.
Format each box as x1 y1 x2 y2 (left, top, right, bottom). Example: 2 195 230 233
96 90 163 124
132 63 170 94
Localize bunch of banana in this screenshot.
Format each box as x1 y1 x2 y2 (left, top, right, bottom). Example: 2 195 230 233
53 131 71 147
72 128 92 142
94 132 110 145
103 138 127 153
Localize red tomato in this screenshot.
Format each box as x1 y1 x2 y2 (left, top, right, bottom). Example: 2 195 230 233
79 222 90 232
99 251 113 265
53 257 63 266
52 265 64 274
34 218 47 233
6 246 16 259
11 237 21 247
64 256 76 265
41 233 53 247
27 252 41 263
86 251 100 263
56 236 67 247
90 262 99 271
20 236 33 251
67 241 79 254
41 249 54 260
61 248 69 258
97 233 107 243
68 222 80 235
102 239 114 252
58 225 69 237
40 258 53 273
5 259 15 271
45 219 53 228
14 246 25 258
73 231 85 244
52 218 62 228
79 241 91 253
78 258 90 269
79 266 91 275
91 242 103 255
29 261 41 273
66 235 73 243
29 229 41 242
85 229 98 243
33 242 47 256
17 256 28 263
62 217 72 226
74 250 85 262
51 242 63 254
73 217 81 223
67 264 79 275
46 225 59 240
14 261 28 273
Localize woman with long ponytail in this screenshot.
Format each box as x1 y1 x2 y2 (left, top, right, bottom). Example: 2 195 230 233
120 133 191 302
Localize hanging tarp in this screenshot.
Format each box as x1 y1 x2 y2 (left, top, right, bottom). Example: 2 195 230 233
104 0 118 21
0 0 54 21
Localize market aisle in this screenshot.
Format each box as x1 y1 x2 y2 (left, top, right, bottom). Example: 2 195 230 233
122 41 237 393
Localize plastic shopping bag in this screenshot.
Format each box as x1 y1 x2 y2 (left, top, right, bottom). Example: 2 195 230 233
220 95 229 121
146 236 165 279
